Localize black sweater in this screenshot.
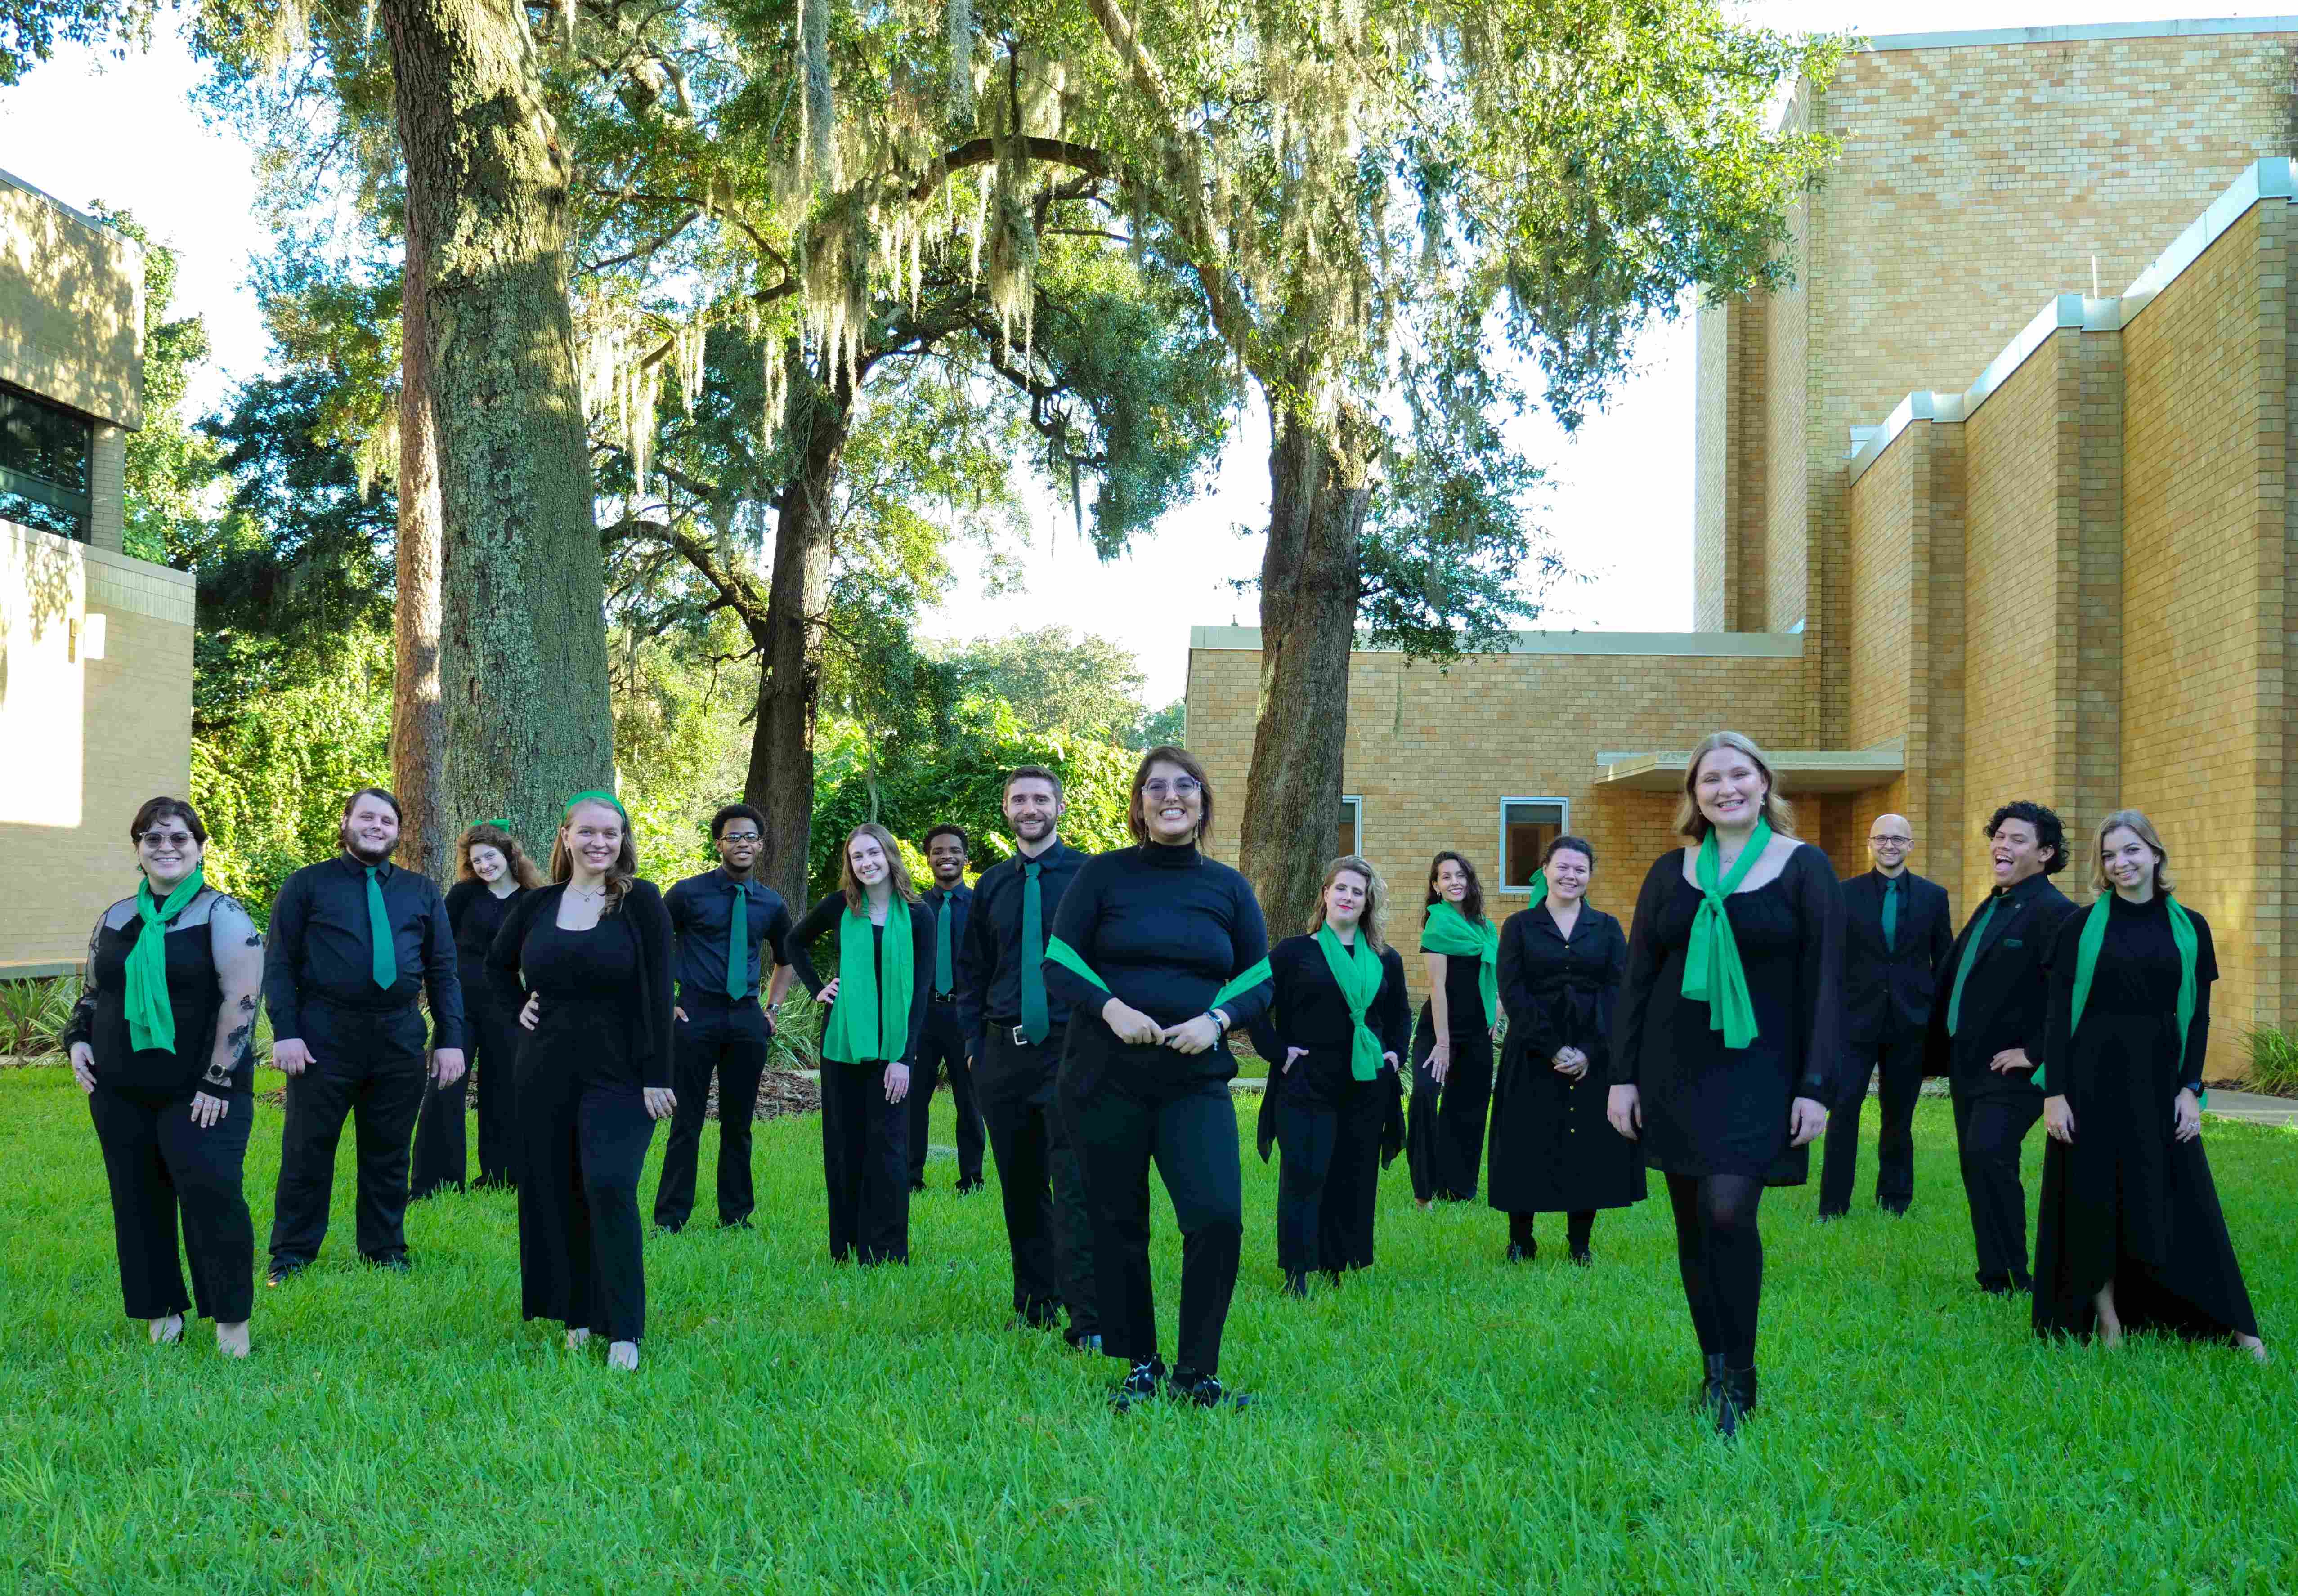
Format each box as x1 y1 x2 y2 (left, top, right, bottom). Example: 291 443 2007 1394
1246 932 1411 1067
485 881 676 1090
788 892 935 1065
1044 842 1273 1033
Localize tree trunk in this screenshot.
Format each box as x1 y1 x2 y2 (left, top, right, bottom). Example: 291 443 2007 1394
382 0 614 877
746 359 854 912
1236 399 1373 939
391 286 448 882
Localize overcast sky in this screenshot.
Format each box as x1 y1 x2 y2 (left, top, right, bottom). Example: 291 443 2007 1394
3 1 2284 701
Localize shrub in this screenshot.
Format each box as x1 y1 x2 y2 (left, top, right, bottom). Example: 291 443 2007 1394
0 977 80 1058
2243 1025 2298 1097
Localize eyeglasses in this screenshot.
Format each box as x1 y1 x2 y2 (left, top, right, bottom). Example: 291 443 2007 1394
1142 778 1203 800
721 831 762 844
139 831 198 848
1869 836 1912 846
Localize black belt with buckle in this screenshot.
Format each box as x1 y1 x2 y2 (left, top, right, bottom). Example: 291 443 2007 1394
931 991 960 1004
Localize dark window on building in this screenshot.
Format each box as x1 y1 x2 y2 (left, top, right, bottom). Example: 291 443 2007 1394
0 384 94 541
1499 798 1567 891
1337 795 1362 859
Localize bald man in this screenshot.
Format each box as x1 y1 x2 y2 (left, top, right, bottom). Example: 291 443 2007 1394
1821 814 1953 1218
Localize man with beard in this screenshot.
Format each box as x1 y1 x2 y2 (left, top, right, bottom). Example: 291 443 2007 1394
653 803 795 1232
955 768 1098 1350
909 824 984 1194
265 787 466 1283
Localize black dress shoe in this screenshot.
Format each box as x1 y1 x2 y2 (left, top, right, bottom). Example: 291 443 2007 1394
1816 1208 1847 1223
955 1178 985 1196
1065 1331 1104 1356
1110 1359 1166 1413
1879 1200 1909 1217
1169 1367 1254 1410
1505 1240 1537 1264
265 1260 307 1288
367 1253 412 1273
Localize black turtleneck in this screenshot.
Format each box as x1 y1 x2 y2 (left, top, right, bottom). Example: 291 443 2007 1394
1044 841 1273 1031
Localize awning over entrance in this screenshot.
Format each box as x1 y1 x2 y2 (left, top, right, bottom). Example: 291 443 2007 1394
1593 748 1905 794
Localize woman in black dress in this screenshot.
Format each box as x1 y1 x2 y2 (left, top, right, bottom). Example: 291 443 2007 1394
488 792 675 1372
2033 810 2267 1360
1491 836 1644 1265
788 822 934 1266
1407 852 1503 1207
1049 745 1272 1411
1610 733 1841 1434
412 822 542 1196
63 796 264 1358
1247 854 1409 1298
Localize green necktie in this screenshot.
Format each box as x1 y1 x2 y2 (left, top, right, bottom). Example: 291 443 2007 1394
1945 894 1998 1037
935 894 954 996
727 880 748 1000
1881 876 1899 952
365 866 397 989
1020 862 1049 1043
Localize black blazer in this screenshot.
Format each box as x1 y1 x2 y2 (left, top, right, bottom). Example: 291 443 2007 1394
1839 869 1953 1050
1923 873 2078 1095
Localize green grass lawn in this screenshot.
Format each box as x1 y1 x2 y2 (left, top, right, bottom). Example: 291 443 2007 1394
4 1066 2295 1593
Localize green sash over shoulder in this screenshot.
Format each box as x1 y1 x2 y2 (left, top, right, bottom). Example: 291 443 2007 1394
1316 925 1386 1080
821 902 916 1064
1420 900 1498 1028
2043 892 2202 1101
1044 936 1271 1018
125 869 206 1054
1681 819 1771 1050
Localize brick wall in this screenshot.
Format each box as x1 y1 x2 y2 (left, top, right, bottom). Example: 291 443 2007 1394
0 176 143 429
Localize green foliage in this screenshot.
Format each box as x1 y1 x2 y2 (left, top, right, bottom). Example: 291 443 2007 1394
2243 1027 2298 1097
935 627 1170 749
0 0 152 86
0 978 76 1056
609 621 754 890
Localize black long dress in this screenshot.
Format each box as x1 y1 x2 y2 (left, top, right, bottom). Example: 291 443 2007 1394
412 878 527 1196
1490 902 1645 1215
488 882 675 1343
2032 894 2258 1342
1246 933 1410 1277
1407 925 1497 1202
1615 845 1843 1185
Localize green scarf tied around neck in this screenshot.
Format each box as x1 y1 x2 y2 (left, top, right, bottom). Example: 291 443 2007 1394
125 868 206 1054
821 901 916 1065
1420 900 1498 1028
1315 924 1386 1081
1682 818 1772 1051
2043 891 2202 1102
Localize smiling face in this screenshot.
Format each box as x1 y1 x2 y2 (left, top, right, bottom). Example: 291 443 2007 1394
847 832 891 889
1004 776 1062 846
1434 858 1469 903
1868 814 1913 876
2100 826 2158 895
341 794 402 863
927 832 968 887
715 818 761 876
1693 747 1767 832
137 814 204 890
1989 818 2052 886
1138 761 1203 845
469 844 507 885
1544 847 1590 905
1324 868 1369 931
563 802 624 878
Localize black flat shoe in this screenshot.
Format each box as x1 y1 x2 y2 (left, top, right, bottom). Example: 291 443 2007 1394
1169 1367 1254 1410
1110 1359 1166 1413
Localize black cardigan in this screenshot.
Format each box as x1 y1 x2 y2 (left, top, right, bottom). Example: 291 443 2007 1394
485 880 676 1090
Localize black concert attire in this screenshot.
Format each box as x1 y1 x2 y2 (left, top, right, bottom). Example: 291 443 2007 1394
912 881 985 1190
1924 870 2078 1293
1491 902 1644 1259
1617 843 1844 1389
1406 921 1497 1203
1245 933 1409 1283
63 888 263 1325
411 878 528 1198
955 839 1098 1341
788 894 935 1264
488 881 675 1342
1820 867 1952 1216
1048 842 1272 1387
265 855 466 1272
652 869 794 1231
2033 897 2258 1343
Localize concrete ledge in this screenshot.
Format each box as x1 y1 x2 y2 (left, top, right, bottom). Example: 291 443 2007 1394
1189 626 1803 659
1866 17 2298 52
0 961 83 981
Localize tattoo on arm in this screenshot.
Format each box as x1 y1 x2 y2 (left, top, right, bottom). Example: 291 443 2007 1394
239 995 256 1012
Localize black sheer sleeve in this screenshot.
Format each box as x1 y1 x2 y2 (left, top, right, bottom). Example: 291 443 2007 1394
1612 854 1681 1088
1787 845 1846 1101
787 893 847 1000
61 905 106 1050
205 894 264 1094
1376 946 1411 1061
900 902 934 1064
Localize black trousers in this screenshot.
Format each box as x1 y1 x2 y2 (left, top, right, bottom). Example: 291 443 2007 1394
269 999 429 1267
1819 1030 1925 1214
908 1002 984 1186
1407 1020 1494 1202
978 1025 1097 1334
411 988 522 1198
518 1064 656 1341
1953 1085 2043 1289
1061 1039 1242 1378
821 1060 910 1263
653 992 772 1230
88 1079 254 1323
1273 1070 1387 1275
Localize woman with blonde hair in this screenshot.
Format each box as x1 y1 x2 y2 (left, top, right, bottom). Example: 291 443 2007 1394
1610 732 1844 1434
788 822 936 1264
412 821 544 1197
1245 855 1410 1297
486 791 676 1371
2032 811 2266 1359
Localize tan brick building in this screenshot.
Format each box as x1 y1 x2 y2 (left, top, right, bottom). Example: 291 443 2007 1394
1185 18 2298 1047
1 168 196 977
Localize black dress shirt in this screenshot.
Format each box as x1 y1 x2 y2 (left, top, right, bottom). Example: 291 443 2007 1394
263 854 465 1049
1923 870 2078 1095
664 869 794 1000
1838 867 1953 1049
921 882 974 1002
956 839 1088 1057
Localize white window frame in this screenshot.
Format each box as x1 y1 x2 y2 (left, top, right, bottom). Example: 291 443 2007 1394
1339 794 1363 857
1496 796 1570 894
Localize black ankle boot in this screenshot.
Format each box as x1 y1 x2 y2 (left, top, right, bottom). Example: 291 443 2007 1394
1710 1364 1757 1437
1698 1352 1725 1408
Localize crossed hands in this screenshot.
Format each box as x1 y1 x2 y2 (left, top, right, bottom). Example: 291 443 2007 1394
1102 998 1223 1055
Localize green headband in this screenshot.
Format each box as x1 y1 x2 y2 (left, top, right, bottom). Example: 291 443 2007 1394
479 816 511 831
562 789 630 823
